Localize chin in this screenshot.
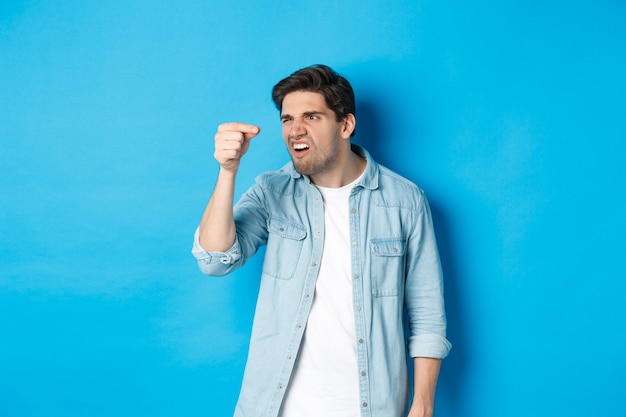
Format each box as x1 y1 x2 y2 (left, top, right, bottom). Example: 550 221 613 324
292 163 314 177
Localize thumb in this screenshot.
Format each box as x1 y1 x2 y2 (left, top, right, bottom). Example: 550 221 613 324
243 125 261 141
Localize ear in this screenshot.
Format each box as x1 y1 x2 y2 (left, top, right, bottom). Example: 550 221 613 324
341 113 356 139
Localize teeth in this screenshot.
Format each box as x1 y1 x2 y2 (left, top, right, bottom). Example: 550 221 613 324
293 143 309 150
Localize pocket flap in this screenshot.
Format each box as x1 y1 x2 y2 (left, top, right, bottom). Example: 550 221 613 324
370 238 406 256
268 217 307 240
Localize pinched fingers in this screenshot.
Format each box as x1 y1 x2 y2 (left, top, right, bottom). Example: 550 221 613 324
214 130 244 166
217 122 260 139
213 122 261 170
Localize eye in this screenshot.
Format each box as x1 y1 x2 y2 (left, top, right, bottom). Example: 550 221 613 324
307 114 319 121
281 116 292 124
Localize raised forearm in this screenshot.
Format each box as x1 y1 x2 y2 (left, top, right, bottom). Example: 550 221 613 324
198 168 237 252
198 122 260 252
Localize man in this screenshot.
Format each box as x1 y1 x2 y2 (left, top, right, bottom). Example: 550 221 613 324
192 65 451 417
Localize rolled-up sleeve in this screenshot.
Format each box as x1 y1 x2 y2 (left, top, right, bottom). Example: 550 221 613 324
404 191 452 359
191 228 243 276
407 333 452 359
191 175 272 278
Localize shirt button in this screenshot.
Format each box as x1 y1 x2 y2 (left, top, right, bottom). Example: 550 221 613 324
352 241 357 246
315 230 320 235
311 261 317 267
355 306 361 311
358 338 364 344
354 274 359 280
351 208 356 213
361 371 366 376
362 402 368 408
305 293 310 298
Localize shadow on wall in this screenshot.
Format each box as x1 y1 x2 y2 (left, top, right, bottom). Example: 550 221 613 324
355 99 467 415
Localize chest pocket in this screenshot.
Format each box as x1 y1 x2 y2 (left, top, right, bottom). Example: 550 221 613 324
263 217 307 280
370 238 406 296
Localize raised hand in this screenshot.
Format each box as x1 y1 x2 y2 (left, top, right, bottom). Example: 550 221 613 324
214 122 261 172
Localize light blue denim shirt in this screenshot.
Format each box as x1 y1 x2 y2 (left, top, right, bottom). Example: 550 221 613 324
192 145 451 417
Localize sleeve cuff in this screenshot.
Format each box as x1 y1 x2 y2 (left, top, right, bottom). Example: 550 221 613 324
407 334 452 359
191 228 241 265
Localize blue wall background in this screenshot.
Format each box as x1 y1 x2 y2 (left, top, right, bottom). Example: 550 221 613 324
1 1 625 416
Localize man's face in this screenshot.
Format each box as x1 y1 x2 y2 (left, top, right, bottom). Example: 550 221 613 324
280 90 351 179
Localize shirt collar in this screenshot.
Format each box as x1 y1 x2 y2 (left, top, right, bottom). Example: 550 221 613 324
284 144 379 190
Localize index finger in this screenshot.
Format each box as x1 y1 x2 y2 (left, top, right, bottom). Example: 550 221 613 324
218 122 260 137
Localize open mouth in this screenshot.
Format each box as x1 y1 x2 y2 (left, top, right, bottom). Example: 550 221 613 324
292 143 310 155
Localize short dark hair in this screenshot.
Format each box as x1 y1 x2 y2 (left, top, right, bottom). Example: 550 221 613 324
271 64 356 123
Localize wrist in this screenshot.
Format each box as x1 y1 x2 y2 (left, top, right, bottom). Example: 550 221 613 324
217 166 239 180
408 402 433 417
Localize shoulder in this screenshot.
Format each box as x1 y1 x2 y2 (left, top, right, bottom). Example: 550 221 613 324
374 164 427 210
253 162 303 196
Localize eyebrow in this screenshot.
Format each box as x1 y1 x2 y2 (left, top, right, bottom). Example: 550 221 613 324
280 110 325 120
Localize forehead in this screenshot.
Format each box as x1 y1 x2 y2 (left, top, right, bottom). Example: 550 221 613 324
281 91 329 115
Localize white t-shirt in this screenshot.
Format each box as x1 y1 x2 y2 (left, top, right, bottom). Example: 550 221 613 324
279 178 361 417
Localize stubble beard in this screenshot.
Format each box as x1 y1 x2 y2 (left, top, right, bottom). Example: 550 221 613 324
290 139 340 177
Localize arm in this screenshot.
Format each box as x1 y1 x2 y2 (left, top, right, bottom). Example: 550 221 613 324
404 191 451 357
404 191 451 416
198 122 260 252
407 357 441 417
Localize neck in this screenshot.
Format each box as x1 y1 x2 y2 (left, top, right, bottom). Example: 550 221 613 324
309 148 366 188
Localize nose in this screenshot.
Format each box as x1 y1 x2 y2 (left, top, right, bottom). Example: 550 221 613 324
288 117 307 138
